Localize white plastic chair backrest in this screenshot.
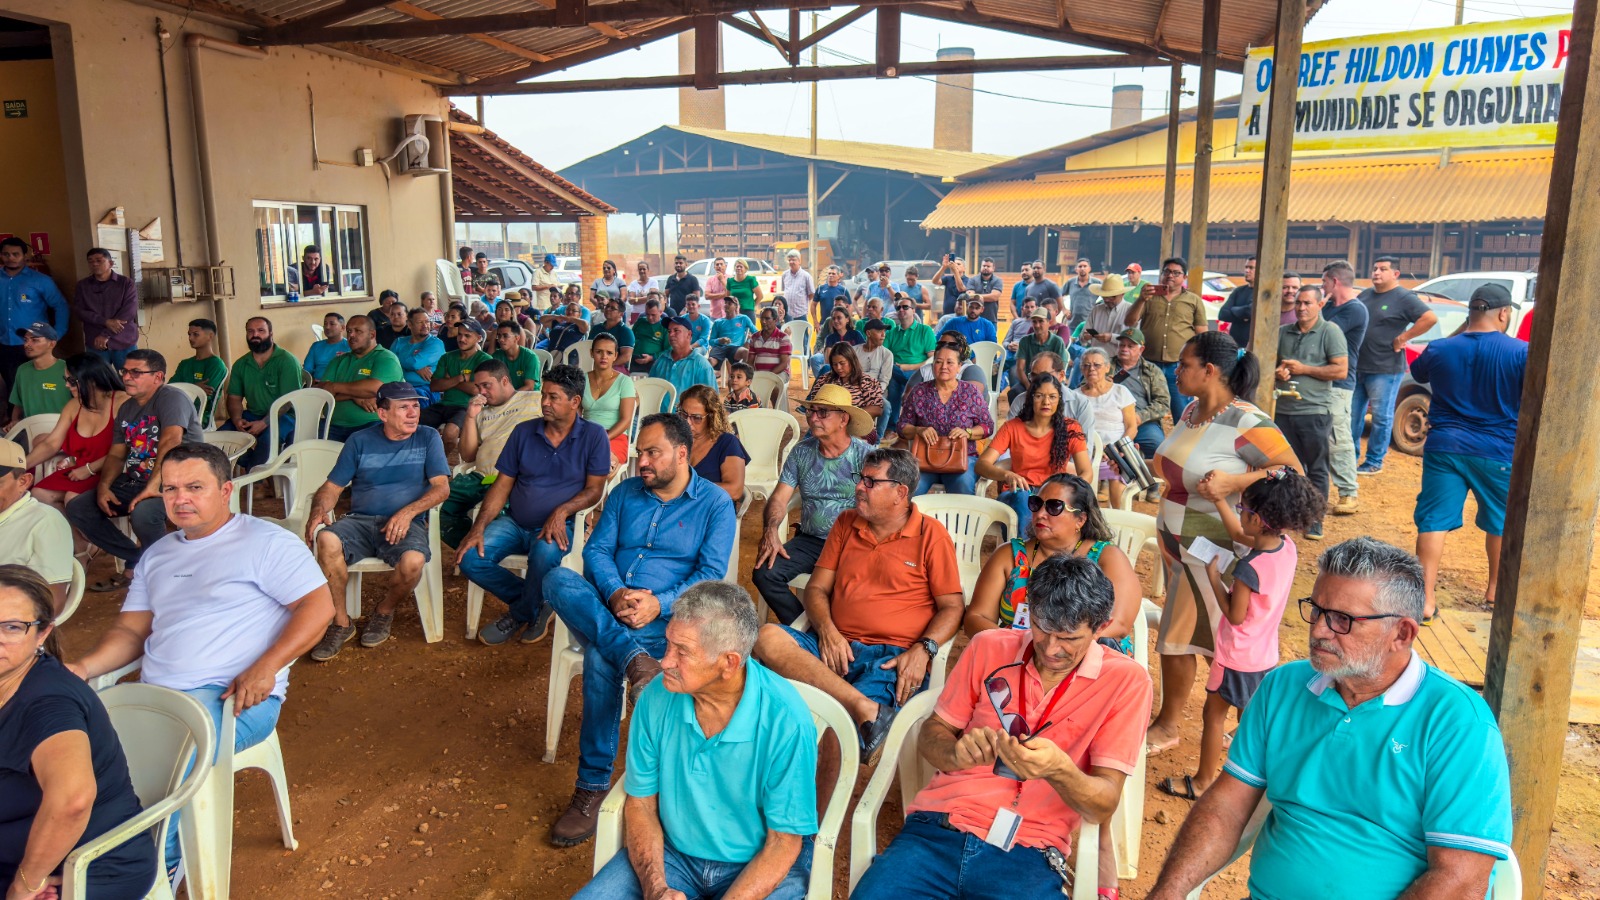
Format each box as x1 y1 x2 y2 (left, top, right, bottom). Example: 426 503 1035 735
969 340 1003 391
229 439 344 520
311 322 326 342
911 494 1018 595
94 685 216 866
634 377 677 417
728 408 796 487
1084 427 1105 489
1102 509 1158 570
266 387 337 454
169 381 208 420
434 258 466 304
751 371 787 409
783 319 813 356
5 413 59 455
201 431 257 467
57 559 85 627
569 339 595 371
532 348 553 372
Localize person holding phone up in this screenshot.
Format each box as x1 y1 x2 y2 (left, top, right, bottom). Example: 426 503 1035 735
1126 256 1209 422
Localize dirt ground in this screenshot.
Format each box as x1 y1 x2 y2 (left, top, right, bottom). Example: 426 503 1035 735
53 420 1600 899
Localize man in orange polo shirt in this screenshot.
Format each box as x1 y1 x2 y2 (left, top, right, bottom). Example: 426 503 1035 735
852 555 1151 899
753 447 963 760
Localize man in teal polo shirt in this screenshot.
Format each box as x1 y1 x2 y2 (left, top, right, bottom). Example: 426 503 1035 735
574 580 817 899
225 316 304 470
1149 537 1512 900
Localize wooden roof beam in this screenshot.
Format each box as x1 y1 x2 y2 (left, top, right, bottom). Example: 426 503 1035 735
385 2 553 63
903 3 1205 66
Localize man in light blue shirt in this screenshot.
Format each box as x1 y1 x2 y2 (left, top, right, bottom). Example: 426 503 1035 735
390 308 447 400
683 295 713 352
0 237 69 403
1149 538 1513 900
709 301 758 371
649 316 717 395
543 413 736 848
303 312 351 381
574 581 818 899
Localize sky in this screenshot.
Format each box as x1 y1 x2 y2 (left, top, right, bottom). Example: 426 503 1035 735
447 0 1573 248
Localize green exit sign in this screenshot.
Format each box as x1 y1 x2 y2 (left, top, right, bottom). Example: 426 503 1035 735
3 100 26 119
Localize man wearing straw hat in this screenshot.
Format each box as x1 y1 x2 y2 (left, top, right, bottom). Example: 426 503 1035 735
1081 273 1136 357
752 384 874 625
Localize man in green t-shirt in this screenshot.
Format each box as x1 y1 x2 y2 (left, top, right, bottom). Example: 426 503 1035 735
424 318 495 453
172 318 230 425
492 321 541 391
630 299 669 375
882 296 936 431
1011 307 1068 398
319 315 404 441
225 316 306 470
8 322 69 423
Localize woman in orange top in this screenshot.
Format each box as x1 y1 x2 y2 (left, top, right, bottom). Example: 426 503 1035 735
976 371 1091 535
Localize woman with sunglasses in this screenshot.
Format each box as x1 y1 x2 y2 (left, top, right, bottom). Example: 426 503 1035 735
590 259 626 306
897 340 993 496
1146 330 1301 758
678 385 747 504
977 372 1091 534
965 474 1140 650
581 333 637 466
25 355 127 544
803 343 884 444
1076 346 1140 509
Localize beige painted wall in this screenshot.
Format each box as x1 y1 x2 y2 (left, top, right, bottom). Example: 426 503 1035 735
0 58 78 299
2 0 451 366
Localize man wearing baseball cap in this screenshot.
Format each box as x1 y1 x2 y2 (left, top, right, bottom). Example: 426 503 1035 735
9 322 68 422
530 252 563 312
423 317 495 457
1111 327 1170 459
1408 282 1527 622
306 382 449 658
648 314 717 398
0 436 73 610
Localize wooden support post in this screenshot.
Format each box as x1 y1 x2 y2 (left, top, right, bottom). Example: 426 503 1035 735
1248 0 1304 417
1161 60 1182 260
693 17 719 91
1428 222 1445 277
883 180 892 259
876 8 901 77
1185 0 1220 283
1484 0 1600 892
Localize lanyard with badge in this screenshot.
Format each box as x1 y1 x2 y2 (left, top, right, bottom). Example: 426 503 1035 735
982 646 1077 848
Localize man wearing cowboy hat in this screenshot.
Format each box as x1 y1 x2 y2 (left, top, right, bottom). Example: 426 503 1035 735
1081 272 1136 357
751 383 875 625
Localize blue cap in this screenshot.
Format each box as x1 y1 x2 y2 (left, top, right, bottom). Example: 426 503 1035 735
375 382 421 403
664 315 694 333
544 253 559 267
16 322 59 341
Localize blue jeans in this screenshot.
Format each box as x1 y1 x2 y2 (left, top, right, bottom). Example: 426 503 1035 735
885 368 911 431
458 517 572 623
914 455 977 496
1156 360 1190 422
1350 371 1404 468
999 488 1034 538
86 346 133 369
808 354 831 379
1066 341 1086 389
543 567 670 790
1133 420 1165 458
578 836 812 899
220 411 294 472
167 685 283 870
777 627 926 711
852 812 1065 899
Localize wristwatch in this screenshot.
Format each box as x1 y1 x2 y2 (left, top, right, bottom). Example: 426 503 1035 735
917 637 939 658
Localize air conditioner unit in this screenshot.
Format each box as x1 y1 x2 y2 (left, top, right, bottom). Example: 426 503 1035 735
390 114 448 176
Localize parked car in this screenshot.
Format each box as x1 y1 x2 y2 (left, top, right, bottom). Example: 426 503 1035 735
685 257 783 301
1413 270 1536 340
555 256 583 286
486 257 535 294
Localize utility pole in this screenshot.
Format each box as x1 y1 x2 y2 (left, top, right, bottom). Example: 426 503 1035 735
807 10 819 288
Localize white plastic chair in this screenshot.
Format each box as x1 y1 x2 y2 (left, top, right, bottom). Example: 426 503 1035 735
463 493 601 640
729 493 752 585
532 348 553 372
187 696 299 900
6 413 60 475
201 431 256 471
56 558 85 627
1103 508 1165 602
1182 799 1522 900
969 340 1004 392
783 320 814 389
569 339 596 372
592 681 856 900
848 691 1101 896
729 408 797 506
63 683 216 900
633 376 677 418
243 387 336 513
338 510 445 643
229 440 343 539
311 323 326 342
910 493 1018 598
1085 428 1104 491
169 381 209 425
752 370 789 412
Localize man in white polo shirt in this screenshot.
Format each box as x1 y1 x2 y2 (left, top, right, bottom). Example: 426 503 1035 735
0 437 73 612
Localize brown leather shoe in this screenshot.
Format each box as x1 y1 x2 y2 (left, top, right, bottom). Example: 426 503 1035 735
625 653 662 706
1332 495 1360 515
550 786 607 847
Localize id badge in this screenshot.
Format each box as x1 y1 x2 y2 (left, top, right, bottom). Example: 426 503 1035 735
1013 602 1030 629
983 807 1023 851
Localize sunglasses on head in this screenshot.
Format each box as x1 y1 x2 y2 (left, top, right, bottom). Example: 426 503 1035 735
1026 496 1081 517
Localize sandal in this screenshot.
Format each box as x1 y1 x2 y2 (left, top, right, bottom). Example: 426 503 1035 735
89 573 131 593
1420 609 1440 626
1157 775 1201 802
1146 734 1180 757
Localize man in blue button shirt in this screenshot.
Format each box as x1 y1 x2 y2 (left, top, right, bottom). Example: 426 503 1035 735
574 581 818 900
544 412 736 847
1149 538 1512 900
0 237 69 409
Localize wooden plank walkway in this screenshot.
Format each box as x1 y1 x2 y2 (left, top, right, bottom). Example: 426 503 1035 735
1415 609 1600 725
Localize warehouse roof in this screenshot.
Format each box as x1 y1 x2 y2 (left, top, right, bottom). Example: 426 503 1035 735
449 106 616 221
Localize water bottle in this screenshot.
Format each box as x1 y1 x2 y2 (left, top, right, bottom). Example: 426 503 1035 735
288 288 300 304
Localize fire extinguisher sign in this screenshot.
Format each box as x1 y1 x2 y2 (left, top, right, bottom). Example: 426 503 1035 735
28 233 48 255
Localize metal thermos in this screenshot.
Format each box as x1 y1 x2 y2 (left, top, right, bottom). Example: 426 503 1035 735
1107 437 1156 490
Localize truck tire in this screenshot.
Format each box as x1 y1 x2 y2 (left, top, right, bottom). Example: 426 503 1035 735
1392 393 1430 457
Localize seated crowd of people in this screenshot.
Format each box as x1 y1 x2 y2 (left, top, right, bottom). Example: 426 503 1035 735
0 254 1517 900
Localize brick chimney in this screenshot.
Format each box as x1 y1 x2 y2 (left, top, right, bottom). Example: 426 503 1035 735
1111 83 1143 130
677 30 726 129
933 47 974 152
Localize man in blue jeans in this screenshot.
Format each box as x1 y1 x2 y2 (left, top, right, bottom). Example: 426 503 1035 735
456 365 610 645
66 442 335 884
1350 256 1436 474
543 413 736 848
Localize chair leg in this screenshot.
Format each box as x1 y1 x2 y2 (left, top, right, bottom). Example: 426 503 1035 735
241 732 299 851
417 560 444 644
344 574 363 621
545 649 580 764
465 583 484 640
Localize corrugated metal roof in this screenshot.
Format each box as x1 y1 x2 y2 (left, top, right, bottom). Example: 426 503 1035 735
920 149 1555 228
449 106 617 217
670 126 1006 179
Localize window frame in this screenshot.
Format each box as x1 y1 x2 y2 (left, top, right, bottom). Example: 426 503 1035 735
253 200 372 306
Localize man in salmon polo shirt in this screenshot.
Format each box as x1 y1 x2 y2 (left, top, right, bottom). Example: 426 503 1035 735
753 447 963 762
851 554 1151 899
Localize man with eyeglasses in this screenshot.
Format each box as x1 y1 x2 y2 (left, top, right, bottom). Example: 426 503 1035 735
1149 538 1511 900
752 384 874 625
0 437 74 612
882 298 936 434
1127 256 1209 421
753 448 962 761
1272 285 1347 541
852 554 1149 898
66 349 203 591
857 264 895 309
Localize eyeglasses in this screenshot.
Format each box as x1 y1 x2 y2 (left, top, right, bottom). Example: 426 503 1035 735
803 407 838 420
677 410 706 424
1162 269 1185 278
65 376 79 388
1026 496 1081 517
0 620 43 642
119 367 153 378
1298 598 1403 635
895 305 913 312
853 472 899 489
1235 503 1255 517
